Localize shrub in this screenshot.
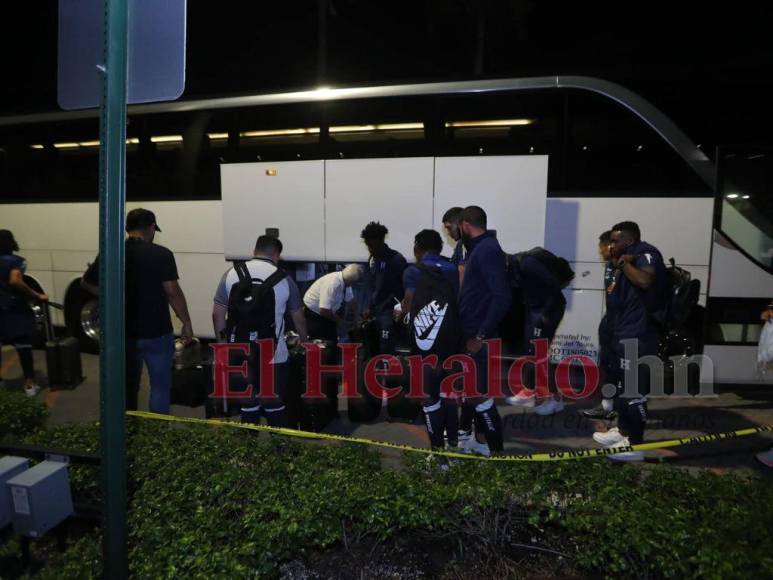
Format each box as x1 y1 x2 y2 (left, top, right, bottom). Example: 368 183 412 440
8 418 773 579
0 389 48 441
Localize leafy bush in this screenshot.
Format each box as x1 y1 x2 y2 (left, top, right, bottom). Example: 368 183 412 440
9 419 773 579
0 388 48 441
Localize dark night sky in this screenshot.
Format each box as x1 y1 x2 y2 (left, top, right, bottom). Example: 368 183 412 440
1 0 771 146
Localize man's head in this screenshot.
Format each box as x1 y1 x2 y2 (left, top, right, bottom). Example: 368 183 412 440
126 208 161 242
341 264 363 286
361 221 388 257
442 206 464 242
598 230 612 261
459 205 487 242
0 230 19 255
609 221 641 259
413 229 443 261
254 234 283 263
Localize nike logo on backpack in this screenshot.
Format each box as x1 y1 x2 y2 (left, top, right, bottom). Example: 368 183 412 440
413 300 448 351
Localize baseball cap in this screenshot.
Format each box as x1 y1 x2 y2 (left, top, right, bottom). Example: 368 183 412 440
126 208 161 232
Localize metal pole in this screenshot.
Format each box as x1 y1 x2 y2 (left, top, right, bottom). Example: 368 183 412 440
98 0 129 576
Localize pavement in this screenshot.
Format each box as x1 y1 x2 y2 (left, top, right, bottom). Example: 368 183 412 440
2 345 773 477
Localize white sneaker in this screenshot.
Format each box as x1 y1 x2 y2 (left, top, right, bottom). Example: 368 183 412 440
607 437 644 462
592 427 625 446
24 383 41 397
755 448 773 468
505 391 535 407
456 430 473 447
461 437 491 457
535 397 564 416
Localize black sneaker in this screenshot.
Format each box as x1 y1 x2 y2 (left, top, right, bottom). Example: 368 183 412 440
582 406 617 420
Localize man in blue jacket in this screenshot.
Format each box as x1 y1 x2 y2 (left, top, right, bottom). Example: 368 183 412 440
457 206 511 455
592 221 667 461
361 221 407 356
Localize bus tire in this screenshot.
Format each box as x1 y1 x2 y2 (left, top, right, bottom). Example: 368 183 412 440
65 280 100 354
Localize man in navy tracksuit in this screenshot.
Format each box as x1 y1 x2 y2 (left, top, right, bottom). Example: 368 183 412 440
592 221 667 461
361 221 407 355
457 206 511 455
505 251 567 415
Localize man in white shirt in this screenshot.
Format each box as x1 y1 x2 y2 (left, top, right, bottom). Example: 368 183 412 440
212 235 308 426
303 264 363 341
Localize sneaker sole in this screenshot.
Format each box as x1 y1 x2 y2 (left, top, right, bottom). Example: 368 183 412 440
592 434 625 446
506 398 535 408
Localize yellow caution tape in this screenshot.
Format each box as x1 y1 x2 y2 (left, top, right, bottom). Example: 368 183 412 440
126 411 773 462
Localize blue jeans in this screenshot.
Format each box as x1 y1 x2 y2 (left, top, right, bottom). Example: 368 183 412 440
126 333 175 414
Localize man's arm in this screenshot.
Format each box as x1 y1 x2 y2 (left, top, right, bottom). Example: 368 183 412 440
317 279 344 323
398 289 415 322
318 307 344 324
9 270 47 301
286 278 309 342
618 255 655 289
290 308 309 343
163 280 193 343
212 303 228 339
476 249 512 339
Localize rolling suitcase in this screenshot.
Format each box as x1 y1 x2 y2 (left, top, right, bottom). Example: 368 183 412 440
43 302 83 389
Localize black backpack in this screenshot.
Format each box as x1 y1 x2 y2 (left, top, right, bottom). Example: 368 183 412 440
512 247 575 289
225 261 286 346
663 258 700 330
409 263 461 359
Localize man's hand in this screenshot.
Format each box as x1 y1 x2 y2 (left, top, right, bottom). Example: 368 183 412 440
180 322 194 345
466 337 483 355
617 254 637 268
37 292 49 302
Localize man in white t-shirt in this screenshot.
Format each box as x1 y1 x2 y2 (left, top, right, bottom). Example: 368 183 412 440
212 235 308 426
303 264 363 341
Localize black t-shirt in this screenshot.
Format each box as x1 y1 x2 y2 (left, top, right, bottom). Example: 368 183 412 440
84 238 178 339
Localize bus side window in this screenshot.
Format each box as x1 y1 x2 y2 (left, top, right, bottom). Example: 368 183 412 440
565 90 710 196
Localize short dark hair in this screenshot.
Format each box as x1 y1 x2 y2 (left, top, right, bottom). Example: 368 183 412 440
0 230 19 255
611 221 641 242
254 235 283 255
460 205 487 229
599 230 612 244
442 207 464 223
361 221 388 241
414 229 443 254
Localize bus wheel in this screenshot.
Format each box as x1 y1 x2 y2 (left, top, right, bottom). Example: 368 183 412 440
65 281 100 354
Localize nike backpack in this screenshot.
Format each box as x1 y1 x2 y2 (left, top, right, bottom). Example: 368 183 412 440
409 263 461 359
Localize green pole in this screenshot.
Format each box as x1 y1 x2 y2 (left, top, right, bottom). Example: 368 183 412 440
98 0 129 577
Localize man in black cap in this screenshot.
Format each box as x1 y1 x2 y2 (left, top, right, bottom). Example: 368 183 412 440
82 208 193 413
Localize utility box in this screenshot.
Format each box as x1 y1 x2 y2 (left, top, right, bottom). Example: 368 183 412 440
0 457 30 529
6 461 74 537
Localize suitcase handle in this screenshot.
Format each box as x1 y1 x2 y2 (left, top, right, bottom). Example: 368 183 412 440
38 301 63 342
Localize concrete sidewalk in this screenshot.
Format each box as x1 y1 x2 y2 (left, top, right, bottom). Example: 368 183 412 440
3 346 772 477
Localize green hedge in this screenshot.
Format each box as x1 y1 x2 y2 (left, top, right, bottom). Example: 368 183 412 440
12 419 773 579
0 388 48 441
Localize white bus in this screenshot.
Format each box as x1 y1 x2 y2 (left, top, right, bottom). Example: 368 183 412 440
0 77 770 384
